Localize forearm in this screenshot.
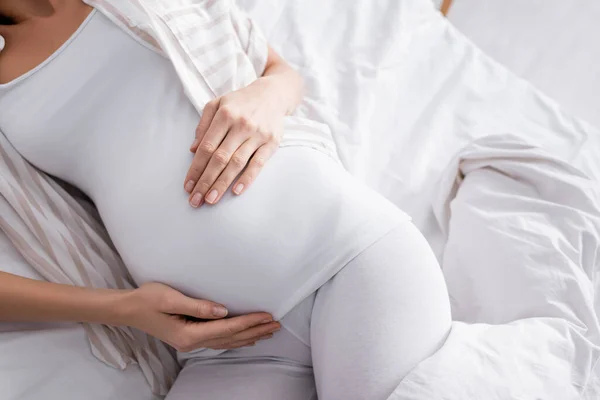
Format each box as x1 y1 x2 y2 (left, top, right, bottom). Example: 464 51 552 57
0 271 131 326
255 47 304 116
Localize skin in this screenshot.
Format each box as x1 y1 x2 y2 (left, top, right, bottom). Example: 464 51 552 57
0 0 306 351
0 273 280 352
184 49 304 207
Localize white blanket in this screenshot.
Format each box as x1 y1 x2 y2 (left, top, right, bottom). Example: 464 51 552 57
243 0 600 397
391 136 600 399
450 0 600 130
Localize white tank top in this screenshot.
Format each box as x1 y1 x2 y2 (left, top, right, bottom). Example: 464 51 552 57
0 10 408 319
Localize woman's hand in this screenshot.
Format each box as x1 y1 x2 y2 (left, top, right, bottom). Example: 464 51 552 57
0 272 278 352
123 282 280 352
184 79 285 207
183 47 304 207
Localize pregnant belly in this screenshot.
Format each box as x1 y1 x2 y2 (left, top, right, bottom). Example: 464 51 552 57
95 146 407 318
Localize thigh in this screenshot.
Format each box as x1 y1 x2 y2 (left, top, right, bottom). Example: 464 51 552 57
171 299 317 400
310 222 452 400
166 360 317 400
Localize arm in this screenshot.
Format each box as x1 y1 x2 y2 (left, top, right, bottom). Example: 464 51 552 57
184 47 304 207
441 0 454 16
0 271 126 324
256 46 304 116
0 271 280 351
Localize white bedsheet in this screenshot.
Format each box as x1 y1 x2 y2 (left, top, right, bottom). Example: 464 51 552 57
0 230 157 400
450 0 600 130
394 136 600 399
2 0 599 398
245 0 600 397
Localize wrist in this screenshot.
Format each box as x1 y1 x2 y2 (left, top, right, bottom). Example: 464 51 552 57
256 73 302 116
105 288 138 327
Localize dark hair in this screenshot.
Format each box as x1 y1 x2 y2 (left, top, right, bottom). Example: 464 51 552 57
0 13 14 25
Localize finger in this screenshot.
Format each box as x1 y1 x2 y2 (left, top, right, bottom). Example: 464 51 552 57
190 98 220 153
204 139 260 204
200 321 280 348
211 338 258 350
191 132 249 206
185 312 274 343
232 143 277 196
164 293 229 320
216 332 276 350
184 108 231 199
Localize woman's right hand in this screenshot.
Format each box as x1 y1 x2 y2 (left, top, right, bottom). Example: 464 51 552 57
122 282 280 352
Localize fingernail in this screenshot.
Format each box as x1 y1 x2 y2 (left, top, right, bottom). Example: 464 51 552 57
261 319 273 324
233 183 244 195
259 334 274 341
184 180 195 193
205 189 218 204
190 193 203 207
212 306 228 317
190 138 200 151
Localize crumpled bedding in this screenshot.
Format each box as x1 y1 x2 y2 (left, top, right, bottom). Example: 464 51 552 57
242 0 600 397
390 136 600 399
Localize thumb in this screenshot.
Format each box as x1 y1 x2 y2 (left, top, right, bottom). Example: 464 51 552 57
168 293 228 319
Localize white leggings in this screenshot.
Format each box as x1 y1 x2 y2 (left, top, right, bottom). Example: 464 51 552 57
166 223 452 400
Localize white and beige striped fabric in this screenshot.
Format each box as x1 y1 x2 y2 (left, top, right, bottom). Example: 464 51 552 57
0 0 337 396
86 0 338 153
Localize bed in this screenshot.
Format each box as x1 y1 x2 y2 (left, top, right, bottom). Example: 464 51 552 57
1 0 599 398
449 0 600 130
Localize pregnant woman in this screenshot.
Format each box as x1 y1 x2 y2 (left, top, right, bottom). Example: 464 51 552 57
0 1 451 399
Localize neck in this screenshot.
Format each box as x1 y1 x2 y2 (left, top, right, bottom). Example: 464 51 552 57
0 0 56 24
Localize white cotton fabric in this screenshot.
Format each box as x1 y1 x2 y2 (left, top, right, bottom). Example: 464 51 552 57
244 0 600 398
390 136 600 399
84 0 338 153
168 223 451 400
450 0 600 130
0 321 157 400
1 0 298 392
0 8 407 323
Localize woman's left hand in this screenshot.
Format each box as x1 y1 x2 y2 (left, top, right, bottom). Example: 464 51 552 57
183 78 287 207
